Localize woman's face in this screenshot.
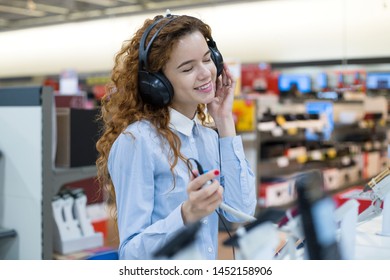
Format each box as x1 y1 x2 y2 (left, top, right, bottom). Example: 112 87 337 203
163 30 217 118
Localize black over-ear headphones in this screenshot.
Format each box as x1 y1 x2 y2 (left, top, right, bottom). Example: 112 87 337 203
138 15 224 107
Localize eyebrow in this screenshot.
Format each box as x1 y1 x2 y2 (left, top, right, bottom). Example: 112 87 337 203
176 50 211 69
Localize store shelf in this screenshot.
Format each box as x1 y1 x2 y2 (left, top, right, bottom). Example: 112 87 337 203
256 96 390 210
51 166 97 194
332 123 387 142
0 228 17 239
41 89 97 259
240 131 257 142
258 130 306 144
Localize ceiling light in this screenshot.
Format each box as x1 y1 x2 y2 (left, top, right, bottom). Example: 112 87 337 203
26 0 36 11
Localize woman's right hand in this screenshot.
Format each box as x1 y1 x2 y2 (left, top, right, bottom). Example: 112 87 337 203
181 170 223 224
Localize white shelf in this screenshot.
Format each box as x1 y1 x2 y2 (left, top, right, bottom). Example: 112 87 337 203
42 89 97 259
0 228 17 239
52 166 97 194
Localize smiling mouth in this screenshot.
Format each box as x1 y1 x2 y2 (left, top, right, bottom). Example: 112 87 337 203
195 81 212 90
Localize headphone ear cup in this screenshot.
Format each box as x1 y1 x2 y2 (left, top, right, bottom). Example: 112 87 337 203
138 70 174 107
208 41 224 77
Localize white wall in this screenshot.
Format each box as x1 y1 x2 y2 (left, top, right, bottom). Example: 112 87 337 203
0 0 389 78
0 107 43 259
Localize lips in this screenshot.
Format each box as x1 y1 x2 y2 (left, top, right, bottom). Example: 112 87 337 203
194 81 212 91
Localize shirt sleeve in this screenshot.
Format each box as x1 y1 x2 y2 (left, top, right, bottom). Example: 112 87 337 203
219 135 257 222
108 124 186 259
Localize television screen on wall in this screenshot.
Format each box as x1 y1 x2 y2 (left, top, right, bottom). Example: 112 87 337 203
278 74 312 93
366 72 390 90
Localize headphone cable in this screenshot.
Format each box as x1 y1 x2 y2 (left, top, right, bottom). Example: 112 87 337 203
216 210 236 260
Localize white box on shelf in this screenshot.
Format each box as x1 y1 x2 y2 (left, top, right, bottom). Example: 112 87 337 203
323 168 341 191
53 232 104 255
259 180 295 207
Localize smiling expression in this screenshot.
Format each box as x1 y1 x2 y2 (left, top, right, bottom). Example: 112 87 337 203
163 30 217 118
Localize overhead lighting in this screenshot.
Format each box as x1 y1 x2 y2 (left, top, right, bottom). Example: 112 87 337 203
26 0 36 11
32 3 69 15
117 0 138 4
76 0 118 7
9 0 69 14
145 0 215 9
0 4 46 17
10 15 67 28
67 10 104 20
104 4 143 15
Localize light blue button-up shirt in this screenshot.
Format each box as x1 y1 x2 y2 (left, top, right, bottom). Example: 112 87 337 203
108 108 256 259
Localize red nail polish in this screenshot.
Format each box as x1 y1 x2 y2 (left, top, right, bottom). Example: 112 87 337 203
214 170 220 176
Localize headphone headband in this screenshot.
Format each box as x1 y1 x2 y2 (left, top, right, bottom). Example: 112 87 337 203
138 14 224 107
139 15 177 71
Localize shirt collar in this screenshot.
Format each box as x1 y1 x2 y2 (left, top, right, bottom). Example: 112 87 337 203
169 108 198 136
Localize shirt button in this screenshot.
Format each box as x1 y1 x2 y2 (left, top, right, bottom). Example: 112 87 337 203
202 219 208 225
208 247 213 253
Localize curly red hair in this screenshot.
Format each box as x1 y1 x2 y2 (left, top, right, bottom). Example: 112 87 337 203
96 15 215 217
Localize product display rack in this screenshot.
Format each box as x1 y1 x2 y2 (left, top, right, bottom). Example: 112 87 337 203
0 228 17 239
255 96 389 209
41 89 97 259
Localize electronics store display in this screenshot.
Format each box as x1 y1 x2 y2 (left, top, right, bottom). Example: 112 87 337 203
52 188 103 255
295 170 342 259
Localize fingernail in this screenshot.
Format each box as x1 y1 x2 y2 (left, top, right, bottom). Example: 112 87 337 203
214 170 220 176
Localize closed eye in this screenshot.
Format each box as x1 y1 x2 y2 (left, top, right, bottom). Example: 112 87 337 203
177 50 211 71
182 67 193 73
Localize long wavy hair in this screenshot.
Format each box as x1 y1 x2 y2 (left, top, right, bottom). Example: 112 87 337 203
96 15 215 215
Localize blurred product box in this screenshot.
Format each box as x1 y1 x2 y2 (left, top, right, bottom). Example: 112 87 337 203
258 180 295 207
339 164 361 187
232 98 256 132
323 168 341 191
55 108 100 167
55 94 85 108
363 151 381 179
87 203 109 240
286 146 307 160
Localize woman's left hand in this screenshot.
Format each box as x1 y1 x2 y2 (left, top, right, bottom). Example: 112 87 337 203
207 64 236 137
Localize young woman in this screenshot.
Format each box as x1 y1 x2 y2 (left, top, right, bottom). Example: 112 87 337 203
96 13 256 260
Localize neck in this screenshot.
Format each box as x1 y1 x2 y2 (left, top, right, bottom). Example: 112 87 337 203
170 105 197 120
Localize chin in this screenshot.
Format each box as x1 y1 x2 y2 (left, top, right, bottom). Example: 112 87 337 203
203 92 215 102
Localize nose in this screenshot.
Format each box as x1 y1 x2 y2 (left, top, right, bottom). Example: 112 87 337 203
197 63 212 81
